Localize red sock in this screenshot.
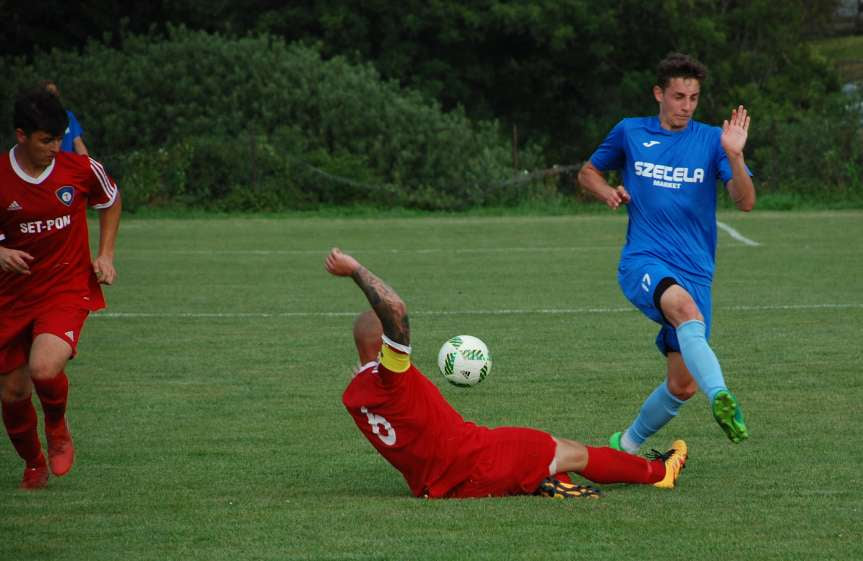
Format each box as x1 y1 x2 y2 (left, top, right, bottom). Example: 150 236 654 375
2 397 43 465
578 446 665 485
33 371 68 429
552 472 573 484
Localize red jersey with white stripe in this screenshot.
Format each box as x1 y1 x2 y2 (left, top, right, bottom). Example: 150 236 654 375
343 360 492 498
0 148 118 310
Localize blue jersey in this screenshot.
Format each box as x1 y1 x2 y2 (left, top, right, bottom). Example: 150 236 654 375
589 116 739 285
60 110 83 153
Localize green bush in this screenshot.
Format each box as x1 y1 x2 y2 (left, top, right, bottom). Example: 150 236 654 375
0 27 541 211
752 96 863 200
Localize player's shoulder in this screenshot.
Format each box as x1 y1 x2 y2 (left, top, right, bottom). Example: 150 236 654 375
616 116 656 132
54 151 91 171
689 119 723 138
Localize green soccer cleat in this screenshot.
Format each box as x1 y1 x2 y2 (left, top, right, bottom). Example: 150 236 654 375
609 431 624 451
536 477 602 499
712 390 749 443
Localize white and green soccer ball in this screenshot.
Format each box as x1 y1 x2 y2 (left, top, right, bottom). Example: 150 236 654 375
437 335 492 387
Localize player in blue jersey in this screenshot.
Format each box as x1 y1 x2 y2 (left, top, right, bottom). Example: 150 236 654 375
577 52 754 453
42 81 89 156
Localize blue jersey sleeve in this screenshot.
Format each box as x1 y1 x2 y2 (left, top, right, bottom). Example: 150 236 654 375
589 120 627 172
61 110 84 153
68 111 83 138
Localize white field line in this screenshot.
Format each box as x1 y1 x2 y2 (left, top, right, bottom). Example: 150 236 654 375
124 246 620 255
717 221 760 246
92 303 863 319
122 231 758 256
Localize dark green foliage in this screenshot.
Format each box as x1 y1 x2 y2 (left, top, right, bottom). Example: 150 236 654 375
0 28 542 211
1 1 860 209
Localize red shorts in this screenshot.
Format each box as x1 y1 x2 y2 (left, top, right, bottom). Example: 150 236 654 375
0 302 90 373
447 427 557 498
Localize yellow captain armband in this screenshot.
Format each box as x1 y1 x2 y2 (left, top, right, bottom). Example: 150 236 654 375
380 335 411 373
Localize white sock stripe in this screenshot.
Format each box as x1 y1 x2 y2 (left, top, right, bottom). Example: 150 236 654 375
90 303 863 319
716 221 760 246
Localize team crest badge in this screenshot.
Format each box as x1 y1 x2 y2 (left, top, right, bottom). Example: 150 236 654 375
56 186 74 206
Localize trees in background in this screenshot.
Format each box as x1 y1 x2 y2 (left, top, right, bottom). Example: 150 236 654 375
1 29 543 210
2 0 859 208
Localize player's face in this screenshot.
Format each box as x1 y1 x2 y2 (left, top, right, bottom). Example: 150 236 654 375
16 129 62 169
654 78 700 131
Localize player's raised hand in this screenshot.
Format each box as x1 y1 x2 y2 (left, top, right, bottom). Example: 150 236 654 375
605 185 631 210
93 255 117 285
721 105 750 158
325 248 361 277
0 247 34 275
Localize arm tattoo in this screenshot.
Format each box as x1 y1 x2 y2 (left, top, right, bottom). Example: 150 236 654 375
351 266 411 346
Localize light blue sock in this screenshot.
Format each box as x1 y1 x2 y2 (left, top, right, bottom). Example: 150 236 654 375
622 382 685 452
676 319 727 402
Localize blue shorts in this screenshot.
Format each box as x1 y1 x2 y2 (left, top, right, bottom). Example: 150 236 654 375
617 257 713 355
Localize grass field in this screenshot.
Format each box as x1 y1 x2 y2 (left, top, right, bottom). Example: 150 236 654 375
2 210 862 561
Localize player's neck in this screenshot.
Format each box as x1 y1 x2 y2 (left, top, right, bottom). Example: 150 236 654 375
657 113 690 132
12 145 49 179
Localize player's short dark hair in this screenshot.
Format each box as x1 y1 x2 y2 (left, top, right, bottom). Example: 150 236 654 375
656 52 708 89
13 87 68 137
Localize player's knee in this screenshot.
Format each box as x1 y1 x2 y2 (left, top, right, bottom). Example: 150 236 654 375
659 285 703 326
552 437 588 472
667 378 697 400
27 359 62 381
0 374 32 402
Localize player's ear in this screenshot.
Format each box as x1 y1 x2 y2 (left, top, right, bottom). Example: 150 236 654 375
653 85 664 103
353 310 383 363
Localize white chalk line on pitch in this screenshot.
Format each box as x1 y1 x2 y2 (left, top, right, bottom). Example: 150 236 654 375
92 303 862 319
125 246 620 255
716 221 760 246
123 231 756 256
123 223 761 254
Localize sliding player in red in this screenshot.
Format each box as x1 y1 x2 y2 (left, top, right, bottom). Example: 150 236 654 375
0 87 121 489
325 248 687 499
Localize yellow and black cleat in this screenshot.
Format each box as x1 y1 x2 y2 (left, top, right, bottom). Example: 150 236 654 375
649 439 688 489
536 477 602 499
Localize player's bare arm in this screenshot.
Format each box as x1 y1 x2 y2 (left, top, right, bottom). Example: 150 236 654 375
721 105 756 212
577 162 631 210
325 248 410 347
0 246 34 274
93 195 122 285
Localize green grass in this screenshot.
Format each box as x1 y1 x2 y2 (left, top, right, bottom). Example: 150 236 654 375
3 211 862 561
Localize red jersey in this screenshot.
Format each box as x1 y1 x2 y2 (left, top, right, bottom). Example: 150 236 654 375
343 361 492 498
0 148 118 311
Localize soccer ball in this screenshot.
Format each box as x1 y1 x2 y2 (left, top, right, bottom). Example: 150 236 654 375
437 335 492 387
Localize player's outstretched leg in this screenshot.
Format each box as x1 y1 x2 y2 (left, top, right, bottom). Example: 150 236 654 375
649 440 688 489
676 320 748 443
711 390 749 443
609 382 686 453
